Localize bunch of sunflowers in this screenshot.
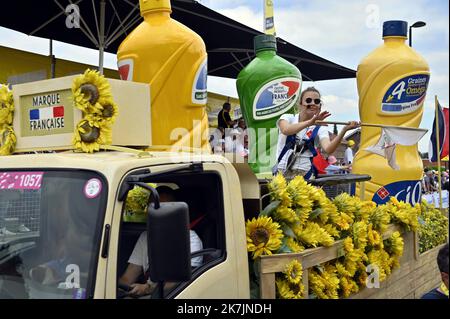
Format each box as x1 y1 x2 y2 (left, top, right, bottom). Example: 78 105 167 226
72 70 118 153
418 200 448 253
0 84 16 156
246 173 419 299
123 183 157 223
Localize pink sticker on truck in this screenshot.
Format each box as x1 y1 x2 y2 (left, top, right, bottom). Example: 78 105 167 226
0 172 44 190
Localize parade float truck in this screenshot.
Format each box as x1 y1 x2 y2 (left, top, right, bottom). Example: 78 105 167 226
0 74 446 300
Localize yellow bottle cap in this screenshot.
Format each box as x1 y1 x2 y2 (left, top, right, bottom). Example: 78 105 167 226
139 0 172 15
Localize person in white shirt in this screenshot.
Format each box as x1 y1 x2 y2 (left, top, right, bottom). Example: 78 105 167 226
119 187 203 296
344 139 355 166
209 127 224 153
276 87 360 180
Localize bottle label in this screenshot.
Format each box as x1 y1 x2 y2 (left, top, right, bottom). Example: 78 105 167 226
372 180 422 206
192 58 208 104
118 59 134 81
253 77 301 120
381 74 429 115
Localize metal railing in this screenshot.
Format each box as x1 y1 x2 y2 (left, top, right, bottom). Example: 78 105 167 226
309 174 372 200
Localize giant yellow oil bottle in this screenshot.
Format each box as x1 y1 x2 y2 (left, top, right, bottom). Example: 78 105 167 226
117 0 209 151
352 20 430 205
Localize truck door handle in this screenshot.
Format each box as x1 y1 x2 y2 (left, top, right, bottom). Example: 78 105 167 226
101 224 111 258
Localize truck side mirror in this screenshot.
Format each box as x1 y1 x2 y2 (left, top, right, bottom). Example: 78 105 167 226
147 201 191 283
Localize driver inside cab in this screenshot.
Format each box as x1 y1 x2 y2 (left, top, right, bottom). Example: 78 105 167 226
118 186 203 297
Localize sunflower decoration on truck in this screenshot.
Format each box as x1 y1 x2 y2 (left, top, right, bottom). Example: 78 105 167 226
72 70 119 153
0 84 16 156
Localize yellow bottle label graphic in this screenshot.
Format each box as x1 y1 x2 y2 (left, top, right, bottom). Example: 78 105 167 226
381 74 429 115
191 58 208 105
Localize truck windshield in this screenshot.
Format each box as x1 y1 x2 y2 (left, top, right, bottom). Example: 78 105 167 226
0 170 107 299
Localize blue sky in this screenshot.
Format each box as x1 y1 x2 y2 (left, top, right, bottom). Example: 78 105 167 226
0 0 448 152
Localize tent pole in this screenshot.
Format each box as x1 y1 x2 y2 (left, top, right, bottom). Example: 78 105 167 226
99 0 106 74
49 39 56 78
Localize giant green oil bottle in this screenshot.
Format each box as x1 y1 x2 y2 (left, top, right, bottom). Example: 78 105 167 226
236 34 302 174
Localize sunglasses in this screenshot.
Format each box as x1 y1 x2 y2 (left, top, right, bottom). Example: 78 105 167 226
304 98 322 105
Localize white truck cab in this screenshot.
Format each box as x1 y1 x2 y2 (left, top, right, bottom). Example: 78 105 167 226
0 150 253 299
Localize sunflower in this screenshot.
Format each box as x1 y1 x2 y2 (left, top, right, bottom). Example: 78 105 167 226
97 99 119 124
367 224 383 248
275 205 298 224
72 117 111 153
297 222 334 248
276 278 304 299
384 231 404 257
283 259 303 285
368 205 391 233
124 183 157 222
268 173 292 207
287 176 312 208
352 221 368 250
387 197 420 231
367 249 391 281
309 265 340 299
72 69 112 114
0 84 14 126
246 216 283 259
339 276 359 298
285 237 305 253
0 126 16 155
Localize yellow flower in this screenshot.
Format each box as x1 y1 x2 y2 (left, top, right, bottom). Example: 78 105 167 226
0 84 14 126
419 202 449 253
246 216 283 259
72 117 112 153
339 276 359 298
369 205 391 233
0 126 16 156
275 205 298 224
283 260 303 285
72 69 112 114
333 193 360 220
387 197 420 231
286 237 305 253
367 249 392 281
352 221 368 250
269 173 292 207
309 266 340 299
295 207 310 228
384 231 404 257
97 99 119 124
297 222 334 247
286 175 310 208
276 278 304 299
322 224 340 239
367 224 383 248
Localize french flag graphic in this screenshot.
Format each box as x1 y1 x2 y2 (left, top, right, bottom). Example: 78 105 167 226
30 106 64 120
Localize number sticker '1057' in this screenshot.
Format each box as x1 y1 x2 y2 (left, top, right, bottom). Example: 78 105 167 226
0 172 44 190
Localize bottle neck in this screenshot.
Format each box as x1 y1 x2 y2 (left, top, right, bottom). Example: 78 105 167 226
383 36 407 44
256 49 276 57
142 11 171 21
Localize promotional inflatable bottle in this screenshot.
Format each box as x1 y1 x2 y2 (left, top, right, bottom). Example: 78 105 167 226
117 0 209 151
236 34 302 174
352 20 430 205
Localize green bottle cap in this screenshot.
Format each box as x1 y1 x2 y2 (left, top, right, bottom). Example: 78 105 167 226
254 34 277 53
